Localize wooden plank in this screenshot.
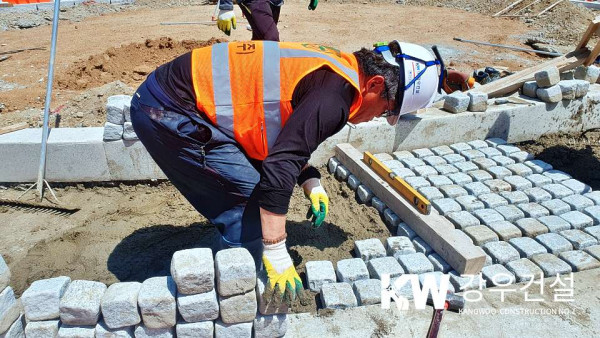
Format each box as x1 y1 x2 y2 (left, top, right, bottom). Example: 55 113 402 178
575 16 600 50
335 143 486 275
513 0 542 15
536 0 565 17
493 0 525 17
0 122 28 136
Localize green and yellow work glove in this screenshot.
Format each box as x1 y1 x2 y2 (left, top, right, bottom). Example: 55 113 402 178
262 240 304 304
308 0 318 10
217 9 237 36
302 178 329 227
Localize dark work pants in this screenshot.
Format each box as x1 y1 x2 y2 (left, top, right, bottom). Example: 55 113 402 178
239 0 282 41
129 74 263 263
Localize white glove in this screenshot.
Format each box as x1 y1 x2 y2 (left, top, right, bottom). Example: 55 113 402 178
217 9 236 36
262 240 303 301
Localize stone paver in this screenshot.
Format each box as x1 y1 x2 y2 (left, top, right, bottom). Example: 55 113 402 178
525 160 553 174
468 140 489 150
468 170 493 182
509 151 534 163
585 191 600 205
486 221 522 241
138 277 177 329
517 203 550 218
218 291 257 324
404 176 431 189
352 279 382 306
412 237 434 255
392 151 414 160
383 209 400 229
347 175 361 191
584 206 600 225
561 179 592 194
515 218 549 237
497 145 521 156
486 166 512 179
24 320 60 338
336 258 369 285
481 264 516 287
463 225 499 246
499 191 530 205
585 226 600 241
530 253 573 277
562 195 594 212
541 199 572 216
558 250 600 272
485 138 507 147
473 209 505 226
423 156 447 166
478 193 508 208
418 186 444 201
483 241 520 264
371 197 386 214
584 245 600 261
455 195 484 212
254 315 288 338
0 287 19 334
354 239 386 262
177 289 219 323
306 261 336 292
523 187 552 203
320 283 358 309
483 179 512 193
397 223 417 239
538 215 572 233
215 248 256 297
439 185 468 198
560 211 594 229
413 165 438 177
543 184 574 199
473 158 497 170
427 253 452 273
526 174 553 187
367 257 404 279
448 271 486 291
335 165 350 181
59 280 107 326
396 253 434 274
133 325 174 338
491 155 516 166
0 255 9 293
560 230 598 249
385 237 417 256
391 167 415 179
480 147 503 158
431 145 454 156
357 185 373 204
95 320 135 338
434 164 458 175
543 170 572 183
506 163 533 177
412 148 435 158
101 282 142 329
22 276 71 321
427 175 454 187
447 211 480 229
535 233 573 254
494 205 525 222
431 198 462 216
447 172 473 186
401 157 426 169
450 143 472 153
508 237 548 258
505 259 544 283
454 161 479 173
214 320 252 338
443 154 466 164
464 182 492 196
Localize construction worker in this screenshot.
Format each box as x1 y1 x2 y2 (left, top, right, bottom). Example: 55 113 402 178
129 40 444 304
216 0 318 40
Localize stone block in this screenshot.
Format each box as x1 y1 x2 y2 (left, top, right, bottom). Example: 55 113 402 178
442 154 466 164
559 80 578 100
494 205 525 222
538 215 571 233
427 175 453 187
103 140 166 181
444 92 470 113
525 160 553 174
357 185 373 204
423 156 448 167
464 182 491 197
327 157 339 174
214 321 252 338
485 138 507 147
561 179 591 194
431 145 454 156
404 176 430 189
412 237 434 255
391 167 415 179
397 253 434 274
95 320 134 338
177 289 218 323
22 276 71 321
453 161 479 173
483 241 520 265
505 259 544 283
499 191 529 205
461 149 485 161
477 193 508 209
392 151 414 160
515 218 549 238
447 211 480 229
418 272 455 294
448 271 486 291
57 325 96 338
176 321 213 338
106 95 129 125
256 270 288 316
397 223 417 239
385 237 416 256
101 282 142 329
400 157 426 169
374 153 394 162
24 320 60 338
535 67 560 87
433 164 458 175
59 280 106 326
560 229 598 249
354 238 386 263
0 255 9 294
455 195 484 212
561 69 575 80
431 198 461 216
383 209 401 229
496 144 520 156
585 226 600 241
486 221 522 241
504 175 533 190
522 81 538 97
491 155 515 167
467 140 488 150
306 261 336 292
481 265 515 287
427 253 452 273
104 122 124 141
574 65 600 83
468 91 488 112
508 237 547 258
543 170 572 183
506 163 534 177
530 253 572 277
517 203 550 218
473 158 498 170
336 258 369 285
560 210 594 229
170 248 214 295
254 314 287 338
218 290 257 324
335 165 350 181
320 283 357 309
468 170 493 182
585 245 600 261
122 122 138 141
371 197 386 214
449 142 471 153
473 208 505 226
137 277 177 329
541 199 572 216
524 187 552 203
413 165 438 177
447 172 472 186
562 195 594 212
483 179 512 193
412 148 435 158
439 185 468 199
486 166 512 179
558 250 600 272
1 314 24 338
215 248 256 297
352 279 381 306
535 233 573 255
480 147 503 158
585 191 600 205
463 225 499 246
526 174 552 188
346 174 361 191
0 287 20 334
453 229 475 245
367 257 404 280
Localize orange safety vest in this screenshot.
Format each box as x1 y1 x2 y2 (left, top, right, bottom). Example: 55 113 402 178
191 41 363 161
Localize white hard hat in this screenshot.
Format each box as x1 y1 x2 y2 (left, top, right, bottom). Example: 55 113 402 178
374 41 444 117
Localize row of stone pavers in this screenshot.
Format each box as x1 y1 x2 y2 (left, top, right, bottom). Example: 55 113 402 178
103 95 138 141
0 248 286 338
522 65 598 103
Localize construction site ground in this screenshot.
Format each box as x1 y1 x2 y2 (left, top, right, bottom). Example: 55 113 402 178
2 0 600 325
